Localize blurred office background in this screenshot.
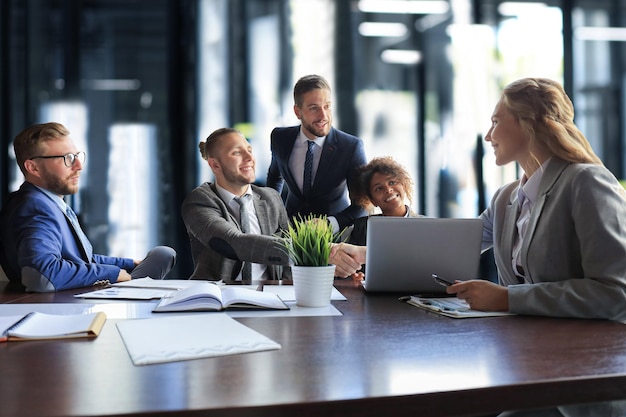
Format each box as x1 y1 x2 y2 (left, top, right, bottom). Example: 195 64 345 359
0 0 624 278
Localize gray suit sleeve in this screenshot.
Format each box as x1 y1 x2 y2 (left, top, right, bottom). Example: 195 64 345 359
508 165 626 322
182 185 289 266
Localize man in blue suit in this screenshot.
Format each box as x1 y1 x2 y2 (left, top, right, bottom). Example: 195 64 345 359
266 74 367 233
0 122 176 292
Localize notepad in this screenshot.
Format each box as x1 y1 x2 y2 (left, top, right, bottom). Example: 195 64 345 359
407 296 514 318
117 314 281 365
0 311 106 341
153 282 289 312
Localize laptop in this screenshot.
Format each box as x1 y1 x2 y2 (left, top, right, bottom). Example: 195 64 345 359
362 217 483 293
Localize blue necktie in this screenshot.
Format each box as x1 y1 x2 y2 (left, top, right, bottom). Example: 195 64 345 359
303 140 315 194
234 195 252 280
66 206 93 262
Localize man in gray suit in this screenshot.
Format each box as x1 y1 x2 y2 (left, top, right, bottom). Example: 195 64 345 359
182 128 362 281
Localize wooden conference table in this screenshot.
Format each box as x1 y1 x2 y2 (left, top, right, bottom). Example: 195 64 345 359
1 279 626 417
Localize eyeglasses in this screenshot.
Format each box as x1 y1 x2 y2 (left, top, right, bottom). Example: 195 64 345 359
30 151 86 167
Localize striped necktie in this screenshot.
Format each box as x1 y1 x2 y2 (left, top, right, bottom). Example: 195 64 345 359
303 140 315 194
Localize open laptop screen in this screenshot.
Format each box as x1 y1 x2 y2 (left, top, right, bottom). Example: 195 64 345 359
363 217 483 293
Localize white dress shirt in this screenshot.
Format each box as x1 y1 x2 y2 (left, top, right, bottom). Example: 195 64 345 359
288 130 325 193
287 128 341 233
512 158 550 280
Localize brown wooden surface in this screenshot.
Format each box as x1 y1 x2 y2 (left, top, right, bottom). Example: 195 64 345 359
1 280 626 417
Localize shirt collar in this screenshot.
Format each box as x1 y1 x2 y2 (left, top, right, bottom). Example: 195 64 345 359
517 157 552 207
32 183 68 212
215 183 252 204
297 128 326 148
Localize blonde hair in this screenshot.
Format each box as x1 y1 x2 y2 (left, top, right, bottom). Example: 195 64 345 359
13 122 70 175
198 127 242 160
501 78 602 167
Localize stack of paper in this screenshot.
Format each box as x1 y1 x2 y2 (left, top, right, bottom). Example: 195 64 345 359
116 314 281 365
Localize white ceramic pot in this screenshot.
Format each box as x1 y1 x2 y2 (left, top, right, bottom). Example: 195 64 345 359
291 265 336 307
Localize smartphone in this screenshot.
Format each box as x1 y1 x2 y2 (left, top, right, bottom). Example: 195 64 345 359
432 273 454 287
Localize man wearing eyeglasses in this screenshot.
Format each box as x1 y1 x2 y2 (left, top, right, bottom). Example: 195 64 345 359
0 122 177 292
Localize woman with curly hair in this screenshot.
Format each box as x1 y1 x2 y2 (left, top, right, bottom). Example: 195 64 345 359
346 156 416 246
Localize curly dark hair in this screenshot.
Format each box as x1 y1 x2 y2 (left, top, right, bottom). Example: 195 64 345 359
350 156 414 213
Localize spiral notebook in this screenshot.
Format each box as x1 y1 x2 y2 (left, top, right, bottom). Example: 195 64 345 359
0 311 106 342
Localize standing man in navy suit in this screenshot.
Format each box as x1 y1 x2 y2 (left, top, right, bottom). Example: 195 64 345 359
266 74 367 233
0 122 176 292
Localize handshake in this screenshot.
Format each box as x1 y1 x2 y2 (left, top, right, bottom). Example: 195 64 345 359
329 243 367 279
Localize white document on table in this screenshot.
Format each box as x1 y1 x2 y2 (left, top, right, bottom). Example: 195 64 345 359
116 314 281 365
407 297 515 318
262 285 347 302
74 278 222 300
74 287 175 300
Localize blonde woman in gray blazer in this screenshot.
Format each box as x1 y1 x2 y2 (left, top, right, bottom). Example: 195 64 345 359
446 79 626 417
447 78 626 324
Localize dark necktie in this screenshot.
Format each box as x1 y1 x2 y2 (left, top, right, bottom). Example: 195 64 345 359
66 206 93 262
303 140 315 194
234 195 252 280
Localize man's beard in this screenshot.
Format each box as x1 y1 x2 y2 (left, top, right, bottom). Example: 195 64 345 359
45 175 78 196
303 120 330 138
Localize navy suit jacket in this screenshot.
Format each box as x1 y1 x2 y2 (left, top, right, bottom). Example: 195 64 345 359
0 182 134 292
266 126 367 230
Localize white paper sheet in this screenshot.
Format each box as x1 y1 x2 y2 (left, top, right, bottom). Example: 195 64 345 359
116 314 281 365
262 285 347 302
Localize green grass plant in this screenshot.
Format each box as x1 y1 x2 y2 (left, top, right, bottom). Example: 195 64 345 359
280 214 334 267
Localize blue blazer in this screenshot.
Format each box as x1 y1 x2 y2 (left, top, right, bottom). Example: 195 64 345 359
0 182 134 292
266 126 367 230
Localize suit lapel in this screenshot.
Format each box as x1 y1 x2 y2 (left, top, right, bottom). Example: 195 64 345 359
210 183 239 226
282 129 300 193
251 191 271 235
501 188 519 266
520 158 569 274
314 128 338 190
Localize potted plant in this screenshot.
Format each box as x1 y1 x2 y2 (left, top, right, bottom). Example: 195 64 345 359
279 214 337 307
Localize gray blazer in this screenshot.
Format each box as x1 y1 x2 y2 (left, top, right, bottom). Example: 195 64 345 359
481 157 626 322
181 183 291 281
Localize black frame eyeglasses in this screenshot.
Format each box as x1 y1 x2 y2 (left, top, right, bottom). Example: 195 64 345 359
30 151 86 167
